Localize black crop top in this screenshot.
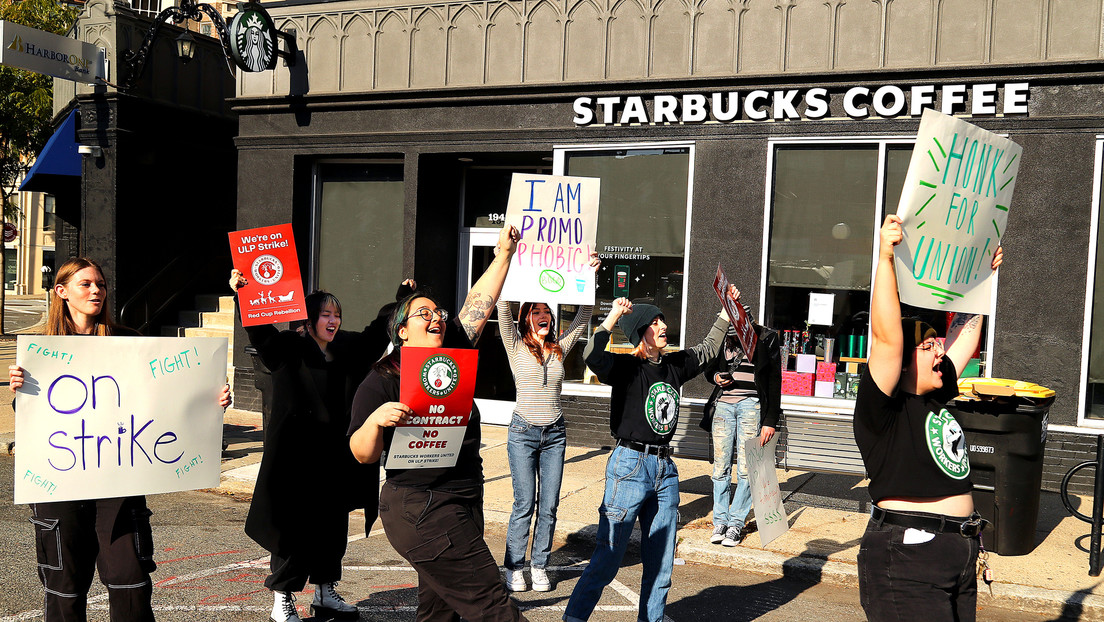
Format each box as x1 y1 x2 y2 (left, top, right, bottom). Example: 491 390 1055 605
853 358 972 504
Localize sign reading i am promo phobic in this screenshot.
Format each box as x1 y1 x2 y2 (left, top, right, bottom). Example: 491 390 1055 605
501 173 600 306
1 20 105 84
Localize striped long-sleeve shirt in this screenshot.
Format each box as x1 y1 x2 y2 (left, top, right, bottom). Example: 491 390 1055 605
497 299 593 425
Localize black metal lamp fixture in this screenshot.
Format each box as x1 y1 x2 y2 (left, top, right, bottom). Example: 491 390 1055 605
121 0 296 90
174 29 196 64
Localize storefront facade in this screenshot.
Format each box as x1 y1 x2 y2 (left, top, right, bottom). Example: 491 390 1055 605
230 0 1104 492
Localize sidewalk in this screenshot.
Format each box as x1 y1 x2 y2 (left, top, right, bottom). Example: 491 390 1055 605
211 414 1104 620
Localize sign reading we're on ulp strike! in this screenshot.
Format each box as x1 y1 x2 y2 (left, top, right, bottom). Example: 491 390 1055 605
229 224 307 327
387 348 478 470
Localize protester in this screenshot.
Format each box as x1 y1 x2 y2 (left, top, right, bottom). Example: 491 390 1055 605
8 257 232 622
701 293 782 547
348 224 528 622
563 289 734 622
230 269 412 622
498 253 600 593
853 214 1002 621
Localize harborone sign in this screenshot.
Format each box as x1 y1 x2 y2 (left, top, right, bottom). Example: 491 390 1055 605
572 82 1029 126
1 20 105 84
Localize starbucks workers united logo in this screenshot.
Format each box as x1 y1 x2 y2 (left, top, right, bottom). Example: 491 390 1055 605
421 354 459 398
925 408 970 480
645 382 680 434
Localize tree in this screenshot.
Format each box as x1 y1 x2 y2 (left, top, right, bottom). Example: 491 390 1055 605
0 0 78 331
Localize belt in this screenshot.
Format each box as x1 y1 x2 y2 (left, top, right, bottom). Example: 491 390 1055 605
871 505 988 538
617 439 673 459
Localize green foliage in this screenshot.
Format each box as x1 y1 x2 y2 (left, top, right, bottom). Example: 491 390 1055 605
0 0 79 220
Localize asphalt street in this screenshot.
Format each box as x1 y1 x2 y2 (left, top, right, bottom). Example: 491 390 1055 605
0 446 1069 622
3 298 45 335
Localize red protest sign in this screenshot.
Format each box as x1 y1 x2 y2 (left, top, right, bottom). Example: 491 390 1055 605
228 224 307 327
713 264 757 360
389 347 479 470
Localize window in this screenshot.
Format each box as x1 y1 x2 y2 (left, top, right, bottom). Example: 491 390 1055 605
41 249 54 291
312 162 404 330
555 144 693 384
42 195 54 232
1082 139 1104 422
765 140 993 398
201 23 212 36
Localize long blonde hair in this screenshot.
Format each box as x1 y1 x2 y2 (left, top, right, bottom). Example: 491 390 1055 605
46 257 117 336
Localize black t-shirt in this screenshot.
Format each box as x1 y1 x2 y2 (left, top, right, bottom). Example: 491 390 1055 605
853 358 972 503
585 329 705 445
348 318 482 492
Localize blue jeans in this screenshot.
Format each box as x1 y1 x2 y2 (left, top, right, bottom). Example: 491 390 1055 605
505 413 567 570
564 445 679 622
711 398 760 530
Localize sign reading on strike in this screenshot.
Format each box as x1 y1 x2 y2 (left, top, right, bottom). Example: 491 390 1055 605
894 108 1021 313
501 173 600 305
387 347 478 470
713 265 756 360
228 224 307 326
14 335 228 504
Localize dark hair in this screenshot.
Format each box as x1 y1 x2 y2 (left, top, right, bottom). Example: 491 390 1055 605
387 290 445 348
519 302 563 362
304 290 341 333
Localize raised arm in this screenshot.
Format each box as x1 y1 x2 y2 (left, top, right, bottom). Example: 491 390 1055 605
496 299 520 356
457 225 519 344
868 215 905 395
583 297 632 381
945 245 1003 373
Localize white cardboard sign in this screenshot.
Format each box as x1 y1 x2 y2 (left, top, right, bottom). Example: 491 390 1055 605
744 434 789 547
501 173 600 305
893 108 1021 313
14 336 228 504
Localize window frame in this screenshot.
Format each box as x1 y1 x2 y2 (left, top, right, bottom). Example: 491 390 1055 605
762 136 998 407
552 140 696 397
1077 137 1104 429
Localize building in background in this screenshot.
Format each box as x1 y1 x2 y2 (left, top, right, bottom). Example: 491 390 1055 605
4 188 55 294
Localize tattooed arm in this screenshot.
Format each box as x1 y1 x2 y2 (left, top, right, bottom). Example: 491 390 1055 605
458 224 519 344
945 246 1002 373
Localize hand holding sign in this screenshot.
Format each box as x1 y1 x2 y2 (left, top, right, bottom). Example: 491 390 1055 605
893 109 1020 313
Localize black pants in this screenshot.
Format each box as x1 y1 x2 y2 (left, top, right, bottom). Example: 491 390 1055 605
31 496 156 622
379 482 527 622
857 514 980 622
265 507 350 592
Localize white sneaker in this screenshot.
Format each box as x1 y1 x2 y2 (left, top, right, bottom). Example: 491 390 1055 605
270 590 302 622
710 524 727 544
506 568 528 592
311 582 358 619
530 567 552 592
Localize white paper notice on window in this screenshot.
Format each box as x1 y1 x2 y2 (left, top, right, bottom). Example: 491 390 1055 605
807 293 835 326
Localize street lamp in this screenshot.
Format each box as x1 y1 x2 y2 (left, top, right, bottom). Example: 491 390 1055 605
121 0 296 91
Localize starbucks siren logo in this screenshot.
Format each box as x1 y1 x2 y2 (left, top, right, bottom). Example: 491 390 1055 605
421 354 459 398
925 408 970 480
645 382 680 434
251 254 283 286
228 3 279 72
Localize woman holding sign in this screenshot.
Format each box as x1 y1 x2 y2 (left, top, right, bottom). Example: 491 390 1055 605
498 252 600 593
563 290 734 622
853 214 1001 622
348 225 530 622
230 270 414 622
700 295 782 548
8 257 232 622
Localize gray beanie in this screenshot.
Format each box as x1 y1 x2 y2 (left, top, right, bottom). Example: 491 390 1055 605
617 303 664 347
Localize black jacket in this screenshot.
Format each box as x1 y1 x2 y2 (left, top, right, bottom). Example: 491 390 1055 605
243 286 408 556
699 324 783 432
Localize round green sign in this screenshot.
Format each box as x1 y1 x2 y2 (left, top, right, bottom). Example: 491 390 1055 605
228 3 279 72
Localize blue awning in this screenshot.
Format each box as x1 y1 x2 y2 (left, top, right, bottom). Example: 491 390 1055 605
19 110 80 193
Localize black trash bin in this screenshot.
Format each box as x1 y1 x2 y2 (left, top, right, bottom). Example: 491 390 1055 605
949 379 1055 556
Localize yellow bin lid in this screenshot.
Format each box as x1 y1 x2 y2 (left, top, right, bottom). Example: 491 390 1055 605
957 377 1056 399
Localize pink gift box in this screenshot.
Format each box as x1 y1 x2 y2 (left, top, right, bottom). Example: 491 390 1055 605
782 371 815 396
816 362 837 382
